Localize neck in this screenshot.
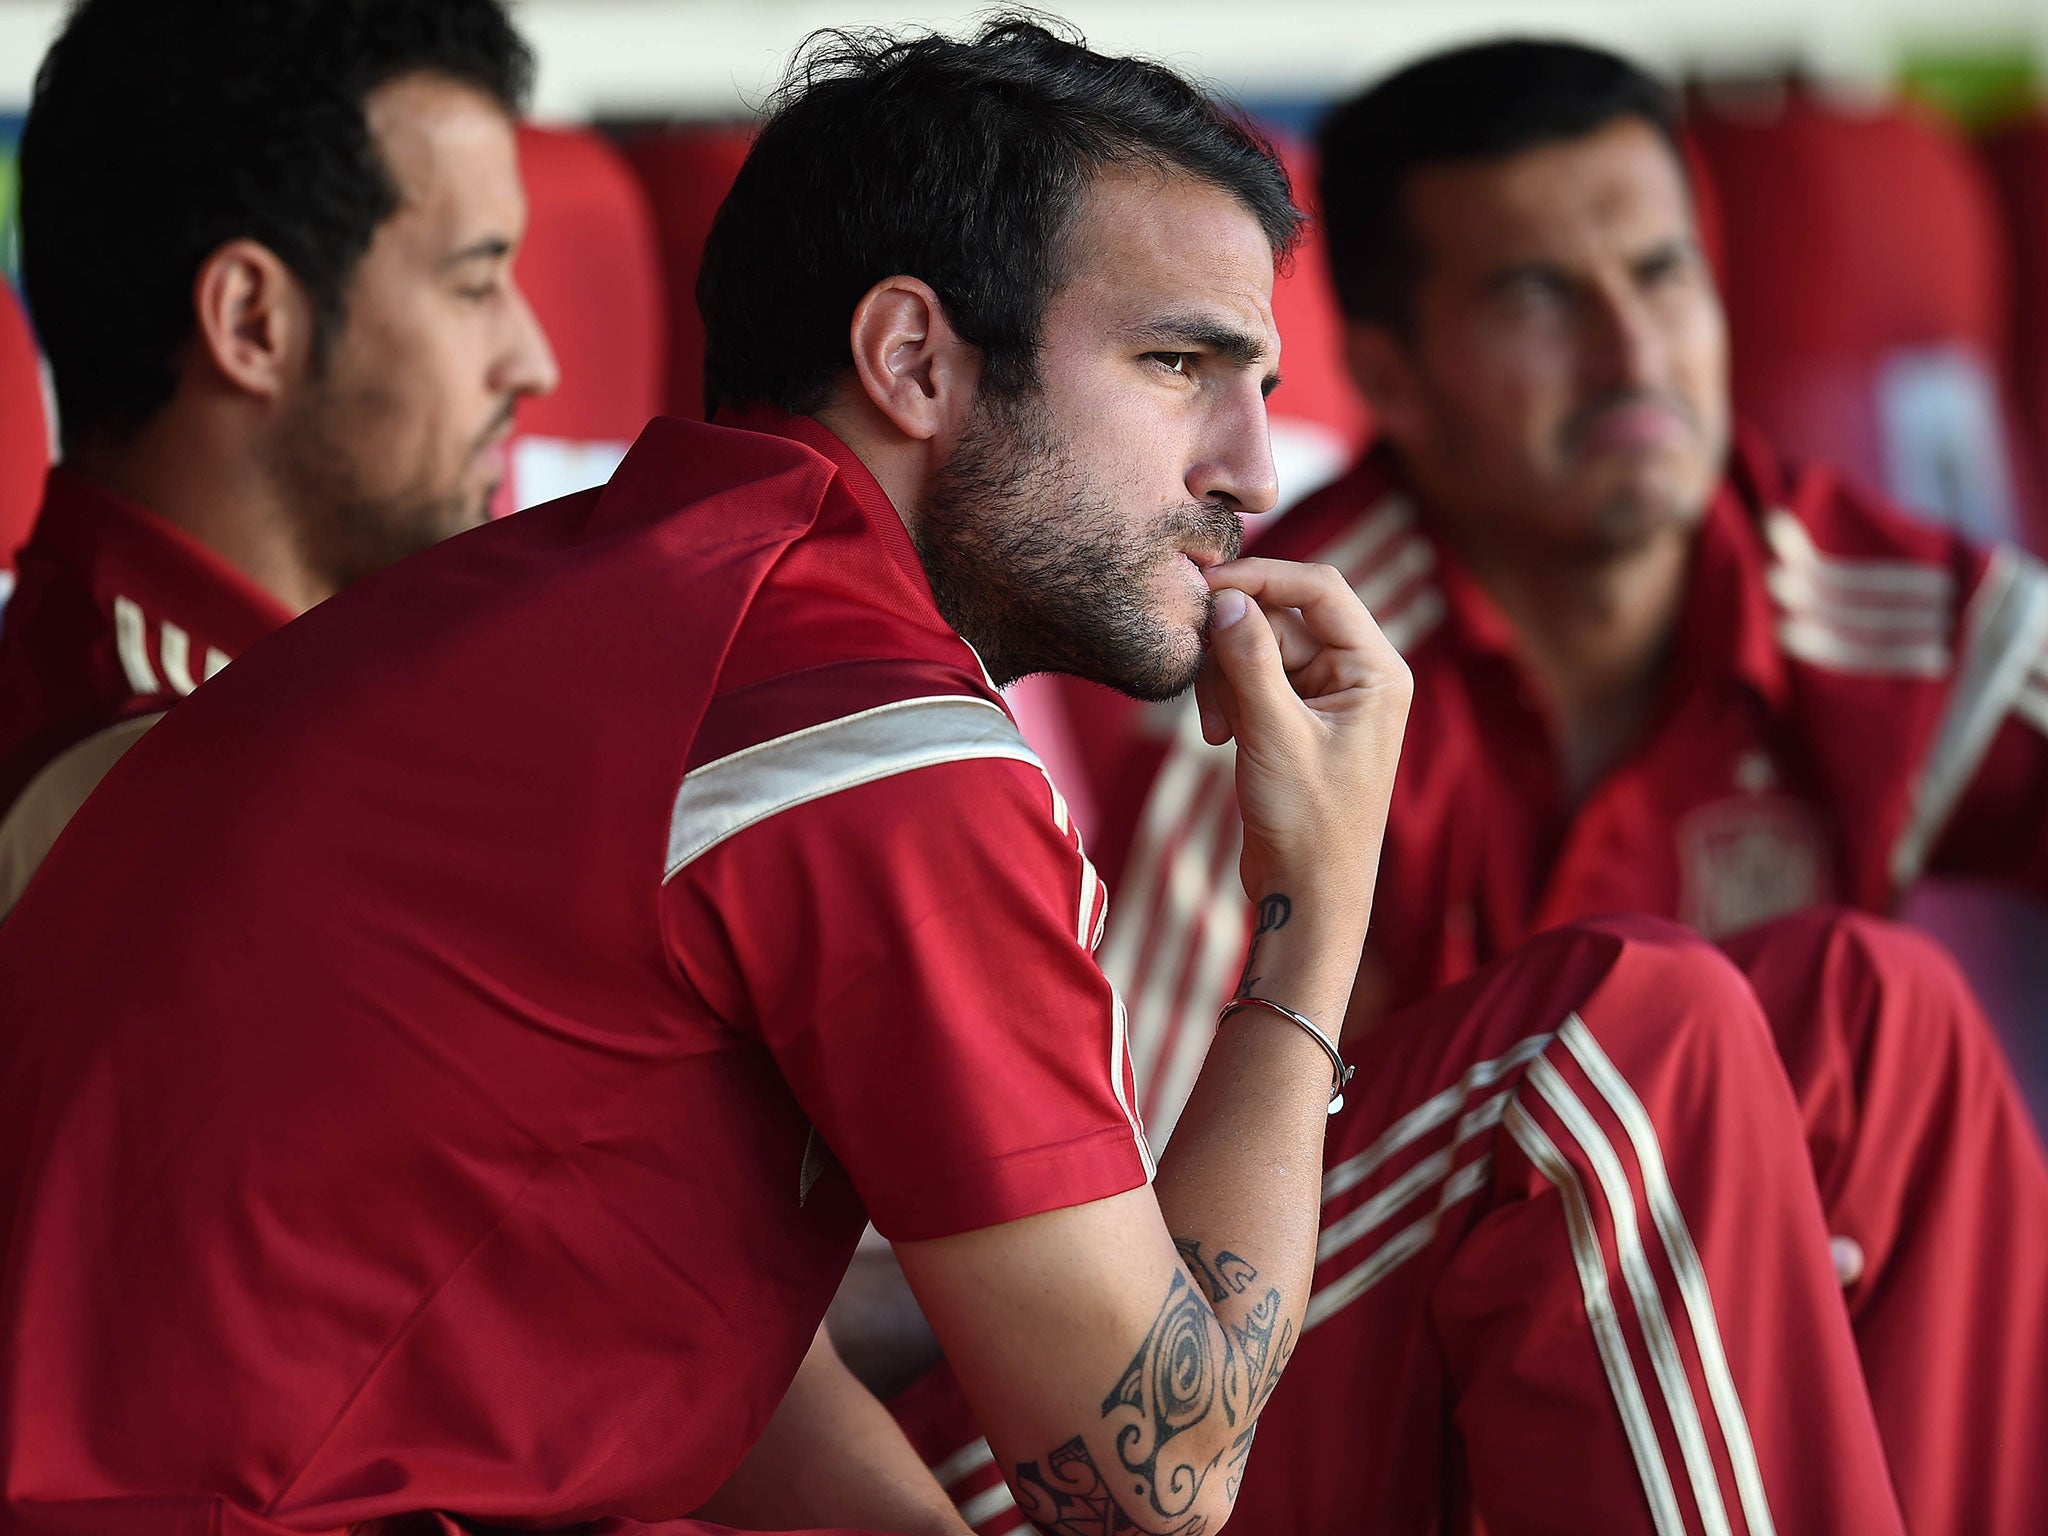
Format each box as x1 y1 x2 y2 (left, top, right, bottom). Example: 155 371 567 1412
66 407 333 617
1451 519 1692 802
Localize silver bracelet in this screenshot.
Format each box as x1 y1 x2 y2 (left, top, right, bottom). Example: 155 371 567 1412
1217 995 1354 1113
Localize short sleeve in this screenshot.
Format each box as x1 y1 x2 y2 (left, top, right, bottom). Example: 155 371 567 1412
659 694 1153 1242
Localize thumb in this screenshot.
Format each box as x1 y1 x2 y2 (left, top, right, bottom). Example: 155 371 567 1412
1206 586 1298 741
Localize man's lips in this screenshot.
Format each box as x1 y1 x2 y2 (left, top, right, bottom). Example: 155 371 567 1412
1567 397 1693 456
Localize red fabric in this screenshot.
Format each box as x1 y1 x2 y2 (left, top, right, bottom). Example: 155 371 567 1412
0 282 48 570
905 908 2048 1533
0 467 292 817
0 414 1148 1531
622 125 755 423
1689 90 2037 543
1983 114 2048 544
905 909 2041 1533
502 124 667 510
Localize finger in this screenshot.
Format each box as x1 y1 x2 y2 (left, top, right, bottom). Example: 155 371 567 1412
1194 664 1230 745
1206 558 1378 654
1204 588 1304 743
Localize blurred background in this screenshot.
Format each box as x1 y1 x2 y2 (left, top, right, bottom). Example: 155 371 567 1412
3 0 2047 1110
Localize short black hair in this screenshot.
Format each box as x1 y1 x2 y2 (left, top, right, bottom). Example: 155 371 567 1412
21 0 534 451
697 14 1302 418
1317 38 1682 330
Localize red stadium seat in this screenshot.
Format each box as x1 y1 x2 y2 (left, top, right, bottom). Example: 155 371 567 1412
0 280 50 578
621 124 754 424
1690 87 2035 546
501 124 667 513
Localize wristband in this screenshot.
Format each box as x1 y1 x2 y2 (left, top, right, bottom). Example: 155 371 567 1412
1217 995 1354 1113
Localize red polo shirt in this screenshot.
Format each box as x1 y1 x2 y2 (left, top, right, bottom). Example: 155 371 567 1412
0 413 1151 1533
0 467 291 910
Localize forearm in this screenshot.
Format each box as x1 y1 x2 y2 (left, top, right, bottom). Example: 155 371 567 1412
694 1325 972 1536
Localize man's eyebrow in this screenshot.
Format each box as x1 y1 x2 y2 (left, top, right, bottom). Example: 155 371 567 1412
441 236 514 268
1120 313 1272 369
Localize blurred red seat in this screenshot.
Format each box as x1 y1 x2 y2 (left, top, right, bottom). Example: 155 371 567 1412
621 125 754 425
1690 87 2034 545
0 280 50 583
502 124 667 513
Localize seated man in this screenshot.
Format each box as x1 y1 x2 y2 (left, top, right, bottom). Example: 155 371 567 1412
0 19 1415 1536
0 0 558 913
897 39 2048 1536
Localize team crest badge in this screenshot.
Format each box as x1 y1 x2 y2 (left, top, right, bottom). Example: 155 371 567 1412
1678 796 1834 938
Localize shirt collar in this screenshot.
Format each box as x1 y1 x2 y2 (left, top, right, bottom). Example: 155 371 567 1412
715 407 939 606
26 466 295 649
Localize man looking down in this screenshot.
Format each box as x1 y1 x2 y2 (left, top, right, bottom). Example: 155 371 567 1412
0 0 559 914
0 20 1411 1536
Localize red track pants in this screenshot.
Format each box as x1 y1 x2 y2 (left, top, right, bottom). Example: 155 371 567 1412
896 909 2048 1535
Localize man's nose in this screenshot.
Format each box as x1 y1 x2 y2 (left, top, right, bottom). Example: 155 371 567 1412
1584 285 1667 394
495 278 561 400
1187 387 1280 517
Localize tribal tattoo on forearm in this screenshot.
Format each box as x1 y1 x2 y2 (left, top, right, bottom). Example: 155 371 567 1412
1234 893 1292 995
1011 1241 1297 1536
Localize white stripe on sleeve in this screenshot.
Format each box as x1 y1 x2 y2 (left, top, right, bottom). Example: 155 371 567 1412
112 595 161 696
664 694 1041 878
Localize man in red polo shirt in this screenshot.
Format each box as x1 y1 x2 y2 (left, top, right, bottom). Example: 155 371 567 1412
896 40 2048 1536
0 0 558 912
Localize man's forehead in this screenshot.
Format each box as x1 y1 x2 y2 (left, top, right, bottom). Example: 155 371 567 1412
1405 118 1694 268
1058 168 1281 347
366 73 525 238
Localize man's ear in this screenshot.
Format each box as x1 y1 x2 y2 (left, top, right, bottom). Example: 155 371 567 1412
1343 320 1424 443
846 275 979 442
190 239 317 402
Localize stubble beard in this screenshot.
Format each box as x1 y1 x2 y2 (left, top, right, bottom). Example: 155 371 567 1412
912 388 1242 700
269 380 504 595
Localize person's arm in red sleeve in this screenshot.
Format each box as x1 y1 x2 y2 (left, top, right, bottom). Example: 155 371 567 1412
671 560 1406 1534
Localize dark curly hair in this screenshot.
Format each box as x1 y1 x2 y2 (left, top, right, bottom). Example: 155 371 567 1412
697 14 1302 418
21 0 533 451
1317 38 1683 333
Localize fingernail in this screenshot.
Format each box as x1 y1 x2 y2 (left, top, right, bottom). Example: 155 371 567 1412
1212 588 1248 629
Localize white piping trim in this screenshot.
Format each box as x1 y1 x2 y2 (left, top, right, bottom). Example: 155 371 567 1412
1506 1099 1688 1536
1322 1032 1554 1203
1355 536 1436 612
1530 1056 1735 1536
1109 990 1157 1181
1775 616 1950 677
1763 510 1957 600
1561 1016 1777 1536
2016 677 2048 738
664 694 1040 878
1304 1156 1491 1330
1316 493 1414 577
1765 566 1950 634
1380 587 1447 656
1317 1090 1509 1262
202 645 230 681
112 595 159 695
1891 545 2048 889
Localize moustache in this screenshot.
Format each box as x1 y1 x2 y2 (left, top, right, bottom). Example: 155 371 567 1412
1164 500 1246 564
1558 390 1697 453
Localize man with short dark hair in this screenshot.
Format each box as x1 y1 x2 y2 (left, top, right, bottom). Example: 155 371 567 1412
1046 36 2048 1536
0 0 558 911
